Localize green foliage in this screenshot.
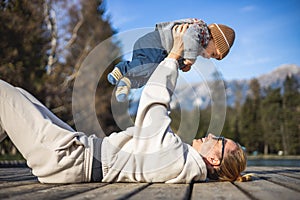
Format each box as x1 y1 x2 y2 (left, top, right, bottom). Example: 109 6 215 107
236 79 263 152
261 88 282 154
282 75 300 154
0 0 50 94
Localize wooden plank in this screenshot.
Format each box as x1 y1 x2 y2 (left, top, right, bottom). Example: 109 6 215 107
0 173 33 179
64 183 150 200
0 167 35 181
6 183 108 200
280 172 300 179
191 182 251 200
0 167 39 190
0 167 30 174
246 166 300 192
279 167 300 179
0 175 36 182
246 166 300 172
128 183 190 200
245 166 300 180
0 180 38 189
0 173 36 181
0 167 37 184
0 183 58 199
0 166 299 200
0 167 32 177
234 178 300 200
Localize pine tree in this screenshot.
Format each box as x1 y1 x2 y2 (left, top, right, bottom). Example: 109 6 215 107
0 0 50 95
282 75 300 155
261 88 282 154
239 79 263 153
231 81 244 142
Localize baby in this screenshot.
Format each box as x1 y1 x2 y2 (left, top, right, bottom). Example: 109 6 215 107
107 18 235 102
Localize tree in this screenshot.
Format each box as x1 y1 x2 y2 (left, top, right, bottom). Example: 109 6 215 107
45 0 122 136
0 0 50 95
282 75 300 155
239 79 263 153
0 0 51 157
261 88 282 154
0 0 121 157
230 81 244 142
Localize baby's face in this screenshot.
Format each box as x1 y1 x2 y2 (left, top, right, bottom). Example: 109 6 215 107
202 40 221 60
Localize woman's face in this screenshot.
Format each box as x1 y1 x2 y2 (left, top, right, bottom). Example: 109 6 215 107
192 133 238 166
201 39 221 60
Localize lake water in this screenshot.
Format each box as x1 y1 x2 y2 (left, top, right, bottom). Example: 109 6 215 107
247 159 300 167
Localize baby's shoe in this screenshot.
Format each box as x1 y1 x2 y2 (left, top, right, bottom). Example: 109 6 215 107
115 77 131 102
107 67 123 85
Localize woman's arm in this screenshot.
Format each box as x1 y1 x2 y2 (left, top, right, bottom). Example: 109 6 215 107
134 24 188 129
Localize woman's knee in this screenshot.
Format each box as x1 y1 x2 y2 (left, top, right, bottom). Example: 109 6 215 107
0 80 19 98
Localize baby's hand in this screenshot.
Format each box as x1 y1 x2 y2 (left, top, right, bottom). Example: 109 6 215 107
180 59 195 72
181 65 191 72
168 24 189 60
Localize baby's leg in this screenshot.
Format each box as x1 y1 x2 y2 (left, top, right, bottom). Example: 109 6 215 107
0 80 87 183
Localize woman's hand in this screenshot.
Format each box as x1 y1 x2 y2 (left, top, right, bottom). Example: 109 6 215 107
167 24 189 60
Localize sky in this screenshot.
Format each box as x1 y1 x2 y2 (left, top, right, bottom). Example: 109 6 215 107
104 0 300 81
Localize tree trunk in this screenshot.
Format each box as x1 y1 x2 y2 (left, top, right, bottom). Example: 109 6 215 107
263 143 268 155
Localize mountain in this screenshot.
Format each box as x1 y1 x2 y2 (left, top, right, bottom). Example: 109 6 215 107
171 64 300 110
257 64 300 89
127 64 300 114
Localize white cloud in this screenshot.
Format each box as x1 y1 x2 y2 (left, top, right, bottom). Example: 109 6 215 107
240 5 256 12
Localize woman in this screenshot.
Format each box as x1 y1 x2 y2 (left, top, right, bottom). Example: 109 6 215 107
0 24 246 183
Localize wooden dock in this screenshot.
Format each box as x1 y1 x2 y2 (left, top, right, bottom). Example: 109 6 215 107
0 165 299 200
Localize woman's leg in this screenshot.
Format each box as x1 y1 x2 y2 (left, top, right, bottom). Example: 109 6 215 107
0 80 88 183
15 87 74 132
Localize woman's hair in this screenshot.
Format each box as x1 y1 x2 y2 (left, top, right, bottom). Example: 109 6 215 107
209 143 251 182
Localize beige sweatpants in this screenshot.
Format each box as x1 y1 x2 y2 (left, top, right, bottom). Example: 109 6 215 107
0 80 94 183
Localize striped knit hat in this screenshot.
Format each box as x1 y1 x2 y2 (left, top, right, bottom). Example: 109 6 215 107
208 23 235 60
